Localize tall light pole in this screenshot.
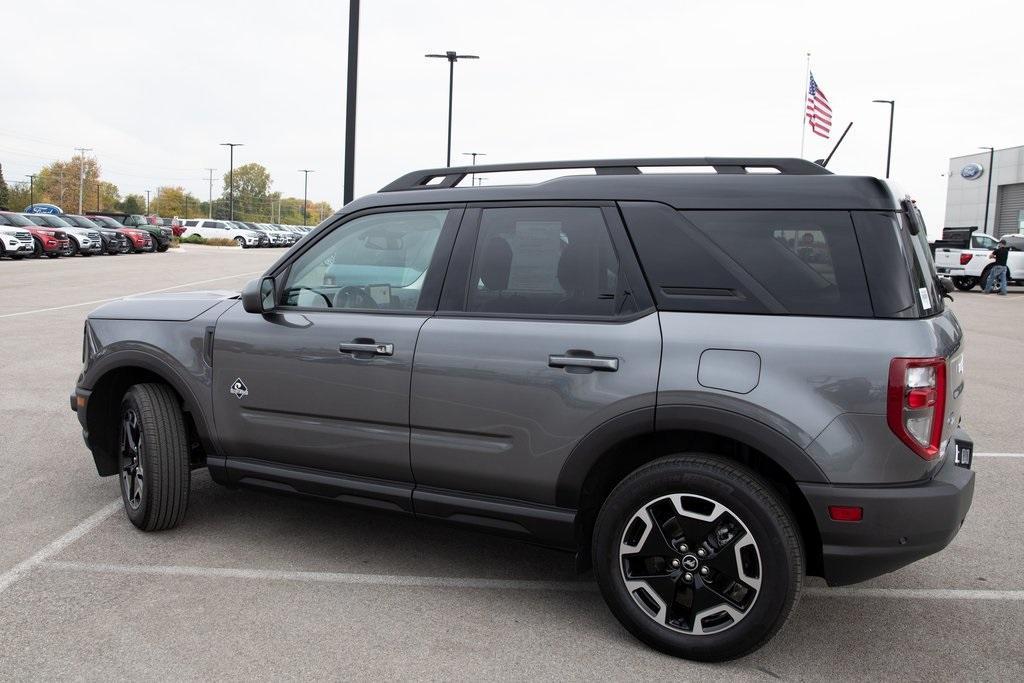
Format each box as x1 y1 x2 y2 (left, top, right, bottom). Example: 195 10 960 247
426 51 479 166
205 168 216 218
298 169 314 226
980 146 995 234
220 142 243 219
343 0 360 205
75 147 92 213
27 174 36 208
462 151 485 186
871 100 895 178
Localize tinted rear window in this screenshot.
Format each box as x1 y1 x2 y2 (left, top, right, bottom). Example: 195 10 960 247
683 210 872 317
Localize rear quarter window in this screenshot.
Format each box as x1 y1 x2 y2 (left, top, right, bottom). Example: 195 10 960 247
682 210 873 317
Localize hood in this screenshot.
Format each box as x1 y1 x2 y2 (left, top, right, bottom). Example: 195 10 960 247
89 290 238 321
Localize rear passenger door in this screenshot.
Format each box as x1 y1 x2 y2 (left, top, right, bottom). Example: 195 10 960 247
409 204 662 508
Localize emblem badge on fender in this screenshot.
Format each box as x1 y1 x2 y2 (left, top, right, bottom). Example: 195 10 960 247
230 378 249 399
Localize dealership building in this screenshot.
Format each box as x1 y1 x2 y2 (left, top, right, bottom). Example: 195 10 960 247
944 145 1024 237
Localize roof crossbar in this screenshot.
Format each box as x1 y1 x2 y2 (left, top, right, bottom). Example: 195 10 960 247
379 157 830 192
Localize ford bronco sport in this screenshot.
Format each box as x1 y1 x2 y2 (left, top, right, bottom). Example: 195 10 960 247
71 158 974 662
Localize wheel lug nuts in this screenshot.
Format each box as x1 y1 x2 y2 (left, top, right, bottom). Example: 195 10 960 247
684 572 693 582
670 558 681 568
700 566 709 576
697 548 706 558
678 543 688 552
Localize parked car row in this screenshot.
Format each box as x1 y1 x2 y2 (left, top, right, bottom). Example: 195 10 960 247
179 219 312 247
0 210 156 259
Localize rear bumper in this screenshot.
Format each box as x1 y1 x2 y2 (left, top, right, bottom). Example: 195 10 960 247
799 430 975 586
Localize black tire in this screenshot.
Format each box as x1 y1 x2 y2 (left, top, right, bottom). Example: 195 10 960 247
980 265 994 291
117 383 191 531
952 276 976 291
592 455 803 662
32 238 44 258
66 239 79 257
46 252 61 259
156 244 169 252
235 236 247 249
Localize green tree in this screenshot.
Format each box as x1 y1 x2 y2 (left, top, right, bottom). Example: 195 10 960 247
221 163 272 221
35 155 102 211
150 186 204 218
0 162 9 209
121 194 145 214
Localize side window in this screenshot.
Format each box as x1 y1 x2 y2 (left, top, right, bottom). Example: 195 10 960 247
210 222 225 230
280 209 448 311
467 207 626 317
684 210 872 317
972 234 996 250
184 220 197 227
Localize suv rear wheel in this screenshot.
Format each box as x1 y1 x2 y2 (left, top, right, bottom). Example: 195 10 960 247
592 455 803 661
952 276 977 291
118 383 191 530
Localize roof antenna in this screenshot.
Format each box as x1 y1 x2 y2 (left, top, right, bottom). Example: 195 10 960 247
818 122 853 167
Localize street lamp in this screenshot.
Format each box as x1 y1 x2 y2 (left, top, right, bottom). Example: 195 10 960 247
220 142 243 219
979 146 995 234
298 169 314 226
871 100 895 178
462 151 485 186
426 51 479 166
343 0 360 205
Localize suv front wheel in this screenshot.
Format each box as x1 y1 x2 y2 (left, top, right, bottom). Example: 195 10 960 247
592 455 803 662
118 383 191 530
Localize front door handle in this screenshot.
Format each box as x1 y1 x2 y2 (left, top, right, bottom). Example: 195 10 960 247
548 354 619 371
339 341 394 356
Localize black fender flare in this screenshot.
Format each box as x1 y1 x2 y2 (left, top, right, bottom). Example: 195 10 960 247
82 348 218 472
555 404 828 508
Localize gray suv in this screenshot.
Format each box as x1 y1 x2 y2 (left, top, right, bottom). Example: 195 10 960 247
70 158 975 661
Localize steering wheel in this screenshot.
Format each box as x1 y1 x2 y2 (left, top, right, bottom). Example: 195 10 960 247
333 286 378 309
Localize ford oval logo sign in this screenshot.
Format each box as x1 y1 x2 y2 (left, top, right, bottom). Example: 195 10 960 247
960 163 984 180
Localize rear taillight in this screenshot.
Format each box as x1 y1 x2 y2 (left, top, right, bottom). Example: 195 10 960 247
959 253 972 265
887 357 946 460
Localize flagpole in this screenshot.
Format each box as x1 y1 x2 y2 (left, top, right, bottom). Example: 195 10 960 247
800 52 810 158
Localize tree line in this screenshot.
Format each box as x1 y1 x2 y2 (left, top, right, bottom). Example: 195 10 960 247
0 157 332 224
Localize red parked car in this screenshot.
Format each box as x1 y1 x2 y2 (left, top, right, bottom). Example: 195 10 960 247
88 215 153 253
0 211 67 258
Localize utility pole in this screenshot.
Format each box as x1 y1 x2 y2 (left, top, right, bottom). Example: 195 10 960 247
96 184 100 211
299 169 314 226
462 152 485 186
145 190 151 214
75 147 92 214
27 174 36 208
219 143 243 219
343 0 359 204
205 168 215 218
426 51 480 166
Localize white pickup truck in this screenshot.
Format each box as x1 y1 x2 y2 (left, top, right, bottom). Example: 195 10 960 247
934 231 1023 291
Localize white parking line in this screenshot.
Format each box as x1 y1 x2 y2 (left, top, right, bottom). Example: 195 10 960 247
0 272 261 318
804 587 1024 601
975 452 1024 458
0 501 120 596
38 561 1024 601
41 561 598 592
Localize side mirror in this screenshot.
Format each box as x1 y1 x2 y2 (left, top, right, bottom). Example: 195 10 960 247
241 277 276 313
939 277 955 294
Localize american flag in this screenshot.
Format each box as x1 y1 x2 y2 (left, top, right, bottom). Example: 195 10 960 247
806 72 832 139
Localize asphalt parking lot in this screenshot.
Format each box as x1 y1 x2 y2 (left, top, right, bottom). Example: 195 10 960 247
1 246 1022 680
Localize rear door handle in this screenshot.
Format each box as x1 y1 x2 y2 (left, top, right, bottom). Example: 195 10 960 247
548 354 619 371
339 341 394 356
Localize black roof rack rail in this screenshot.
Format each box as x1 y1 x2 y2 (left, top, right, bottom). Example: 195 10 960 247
379 157 830 192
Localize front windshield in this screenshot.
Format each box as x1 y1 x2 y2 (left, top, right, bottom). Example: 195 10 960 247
42 215 73 228
93 215 125 228
66 215 101 229
0 212 36 227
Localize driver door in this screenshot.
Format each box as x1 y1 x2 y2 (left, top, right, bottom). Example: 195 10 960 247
211 206 463 495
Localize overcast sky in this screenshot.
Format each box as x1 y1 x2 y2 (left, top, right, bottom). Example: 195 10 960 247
3 0 1021 231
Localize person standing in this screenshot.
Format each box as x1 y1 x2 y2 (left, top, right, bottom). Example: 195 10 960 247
983 239 1010 295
